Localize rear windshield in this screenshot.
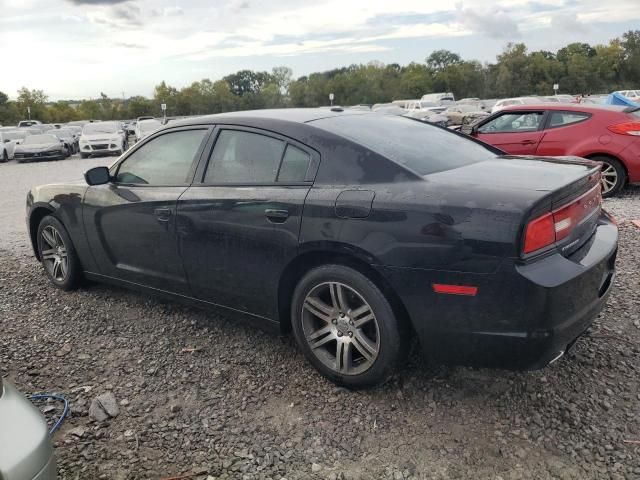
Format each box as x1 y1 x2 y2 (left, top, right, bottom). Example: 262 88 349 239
312 114 496 176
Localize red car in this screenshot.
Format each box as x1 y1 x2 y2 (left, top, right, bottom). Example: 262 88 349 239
464 104 640 196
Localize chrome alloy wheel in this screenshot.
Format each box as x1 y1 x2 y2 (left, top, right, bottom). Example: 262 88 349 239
600 163 618 195
301 282 380 375
41 225 68 282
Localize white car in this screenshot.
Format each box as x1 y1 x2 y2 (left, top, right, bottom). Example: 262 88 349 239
17 120 42 128
0 131 28 161
420 92 455 103
134 119 162 143
491 97 541 113
79 121 127 158
404 100 447 120
0 379 57 480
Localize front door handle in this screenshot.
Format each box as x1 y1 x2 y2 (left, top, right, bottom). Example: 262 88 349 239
520 140 537 145
154 207 172 222
265 209 289 223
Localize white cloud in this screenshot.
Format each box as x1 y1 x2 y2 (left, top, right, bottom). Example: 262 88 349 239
2 0 640 99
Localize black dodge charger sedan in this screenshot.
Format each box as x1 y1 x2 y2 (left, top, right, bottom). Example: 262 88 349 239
26 109 617 387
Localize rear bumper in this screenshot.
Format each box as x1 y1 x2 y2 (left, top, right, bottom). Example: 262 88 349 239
378 215 618 369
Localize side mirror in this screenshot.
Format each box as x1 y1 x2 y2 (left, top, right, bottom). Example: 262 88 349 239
3 139 10 143
460 124 474 135
85 166 111 186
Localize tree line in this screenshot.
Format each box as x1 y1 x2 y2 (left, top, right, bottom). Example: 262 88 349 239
1 30 639 125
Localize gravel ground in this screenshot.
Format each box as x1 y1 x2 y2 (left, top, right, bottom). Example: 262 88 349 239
1 157 639 479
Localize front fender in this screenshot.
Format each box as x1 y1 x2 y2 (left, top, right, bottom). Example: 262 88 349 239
26 183 97 271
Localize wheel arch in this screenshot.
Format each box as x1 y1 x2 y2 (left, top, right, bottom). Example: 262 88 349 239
277 247 413 336
583 152 628 179
29 205 55 260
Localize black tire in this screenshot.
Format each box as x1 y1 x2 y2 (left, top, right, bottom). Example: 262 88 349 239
291 264 405 388
80 153 90 159
36 215 82 291
2 150 7 163
593 156 626 197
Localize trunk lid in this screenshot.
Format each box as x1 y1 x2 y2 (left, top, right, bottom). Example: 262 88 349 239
425 155 602 258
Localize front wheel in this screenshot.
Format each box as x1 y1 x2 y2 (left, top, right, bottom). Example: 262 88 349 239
595 156 626 197
37 216 82 290
291 265 405 387
80 153 90 159
1 150 7 163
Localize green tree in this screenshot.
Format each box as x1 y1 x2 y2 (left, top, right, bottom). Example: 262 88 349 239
426 50 462 72
621 30 640 86
398 63 433 99
16 87 48 121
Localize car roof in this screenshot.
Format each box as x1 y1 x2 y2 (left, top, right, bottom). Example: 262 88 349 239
171 108 370 128
500 103 633 114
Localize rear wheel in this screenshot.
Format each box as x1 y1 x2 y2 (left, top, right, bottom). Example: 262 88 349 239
1 150 7 163
80 153 90 159
291 265 405 387
37 216 82 291
594 156 626 197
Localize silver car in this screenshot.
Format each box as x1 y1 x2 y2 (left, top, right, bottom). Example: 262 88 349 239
0 379 56 479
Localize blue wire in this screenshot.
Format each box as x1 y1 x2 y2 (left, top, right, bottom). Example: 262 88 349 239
29 394 69 435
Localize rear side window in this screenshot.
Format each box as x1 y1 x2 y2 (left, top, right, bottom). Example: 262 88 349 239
277 145 311 182
629 109 640 119
548 111 590 128
205 130 285 184
478 112 544 133
313 115 496 176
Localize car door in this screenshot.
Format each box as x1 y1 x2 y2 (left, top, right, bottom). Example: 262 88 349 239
474 110 547 155
535 110 592 156
83 126 211 295
177 126 318 320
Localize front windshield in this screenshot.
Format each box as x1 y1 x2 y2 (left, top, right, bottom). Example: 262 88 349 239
24 134 57 145
83 122 118 135
3 131 27 140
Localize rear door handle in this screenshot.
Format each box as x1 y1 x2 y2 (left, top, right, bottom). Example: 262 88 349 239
520 140 537 145
265 209 289 223
154 207 172 222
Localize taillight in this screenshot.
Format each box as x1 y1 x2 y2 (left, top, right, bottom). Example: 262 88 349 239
523 212 555 254
523 183 602 255
607 121 640 136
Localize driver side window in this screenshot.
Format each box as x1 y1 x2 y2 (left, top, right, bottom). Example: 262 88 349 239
115 129 207 185
479 112 544 134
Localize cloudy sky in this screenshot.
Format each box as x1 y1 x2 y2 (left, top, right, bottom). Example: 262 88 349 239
2 0 638 100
